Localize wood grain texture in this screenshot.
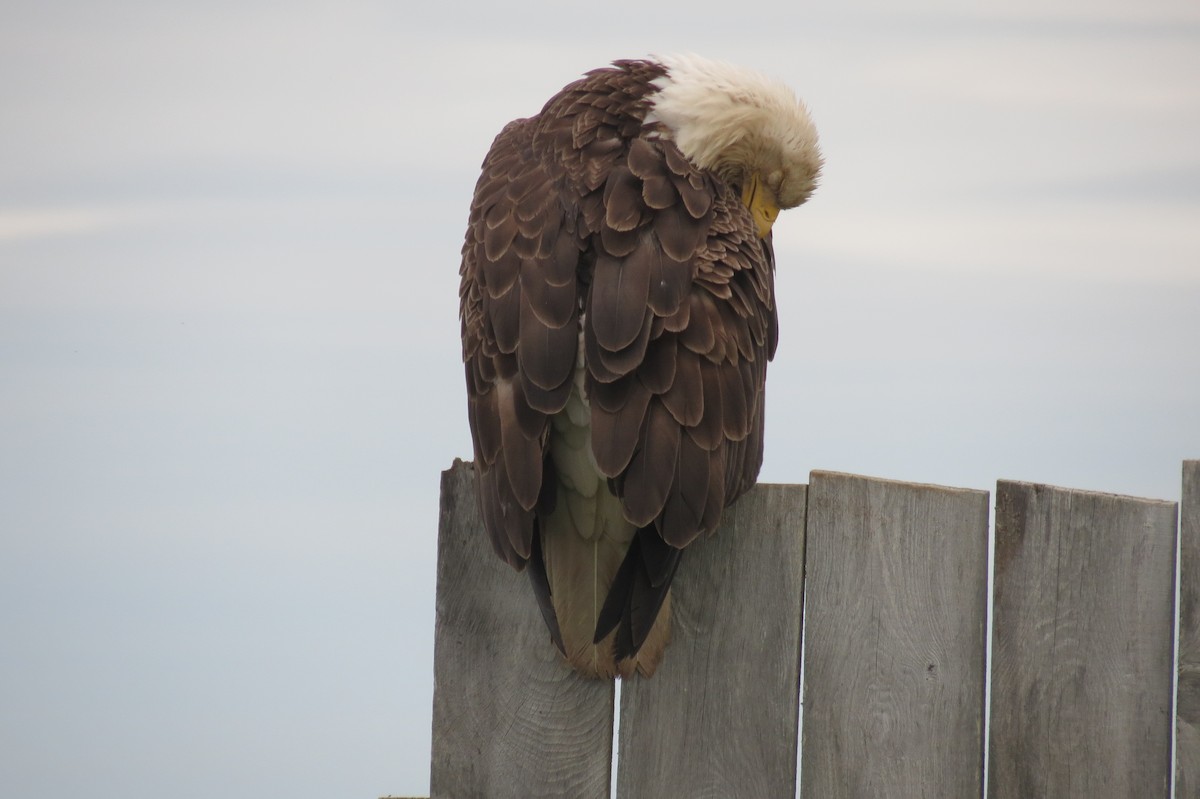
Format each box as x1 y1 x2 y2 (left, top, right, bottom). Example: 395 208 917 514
615 483 807 799
1180 461 1200 799
430 460 614 799
800 471 989 799
988 480 1177 799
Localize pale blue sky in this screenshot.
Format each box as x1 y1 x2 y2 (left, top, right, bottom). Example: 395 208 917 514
1 1 1198 796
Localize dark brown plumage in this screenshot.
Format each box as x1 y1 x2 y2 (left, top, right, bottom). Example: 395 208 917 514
459 55 820 678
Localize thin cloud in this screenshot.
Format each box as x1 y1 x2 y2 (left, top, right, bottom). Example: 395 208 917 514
787 202 1200 282
0 206 158 241
870 36 1200 111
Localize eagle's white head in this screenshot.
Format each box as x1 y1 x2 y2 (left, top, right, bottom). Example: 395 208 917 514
644 54 823 236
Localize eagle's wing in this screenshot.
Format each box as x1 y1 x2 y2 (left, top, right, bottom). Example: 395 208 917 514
461 71 777 666
584 134 777 548
460 117 580 569
579 133 777 657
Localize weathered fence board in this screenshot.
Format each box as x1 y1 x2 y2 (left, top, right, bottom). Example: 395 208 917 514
1180 460 1200 798
616 483 807 799
988 480 1178 799
429 461 614 799
425 460 1197 799
799 471 989 798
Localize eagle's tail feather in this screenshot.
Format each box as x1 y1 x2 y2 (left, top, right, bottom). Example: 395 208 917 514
539 491 674 678
595 527 681 664
528 527 565 655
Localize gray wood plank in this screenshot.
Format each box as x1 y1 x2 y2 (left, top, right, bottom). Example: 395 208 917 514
800 471 989 799
1180 461 1200 799
429 460 614 799
616 483 807 799
988 480 1178 799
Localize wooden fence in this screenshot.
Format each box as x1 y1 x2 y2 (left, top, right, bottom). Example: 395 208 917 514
427 460 1199 798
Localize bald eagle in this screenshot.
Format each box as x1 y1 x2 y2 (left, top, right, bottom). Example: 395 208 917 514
459 55 821 679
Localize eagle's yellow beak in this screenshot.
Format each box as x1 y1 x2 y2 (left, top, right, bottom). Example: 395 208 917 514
741 172 780 239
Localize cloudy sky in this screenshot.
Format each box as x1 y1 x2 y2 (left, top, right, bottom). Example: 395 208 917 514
1 1 1197 796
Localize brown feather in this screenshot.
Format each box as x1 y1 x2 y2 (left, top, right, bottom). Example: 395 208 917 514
494 351 517 381
589 252 650 352
516 197 551 239
619 534 680 661
478 469 518 565
631 233 692 317
506 160 549 204
642 175 677 210
663 142 692 177
593 534 640 643
482 460 535 565
511 229 539 260
571 108 603 149
724 300 754 361
510 376 545 441
518 293 576 392
653 205 705 262
481 248 521 299
594 309 653 378
603 166 646 232
498 380 544 511
679 292 717 354
594 528 679 663
579 189 607 232
687 360 725 451
589 378 652 477
636 336 677 394
519 262 576 328
660 348 704 427
718 361 751 441
583 133 624 167
698 449 727 536
726 270 752 317
660 290 692 332
639 524 679 588
657 433 712 547
588 373 635 414
536 211 566 259
599 222 640 257
486 283 521 354
521 374 573 415
767 296 780 360
527 526 565 655
543 234 580 287
582 318 623 384
626 136 663 179
621 401 681 526
677 173 713 218
483 210 519 262
467 383 501 464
